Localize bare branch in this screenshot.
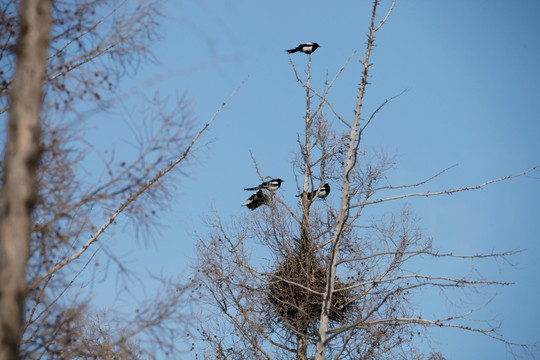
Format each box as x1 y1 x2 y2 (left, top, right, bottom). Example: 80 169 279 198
352 165 539 208
359 89 407 134
29 80 246 290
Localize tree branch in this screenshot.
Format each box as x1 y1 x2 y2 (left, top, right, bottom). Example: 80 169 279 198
352 166 539 208
29 80 246 290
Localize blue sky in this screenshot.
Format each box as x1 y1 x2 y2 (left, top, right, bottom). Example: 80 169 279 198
85 0 540 358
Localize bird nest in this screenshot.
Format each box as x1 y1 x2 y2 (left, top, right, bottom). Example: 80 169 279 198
266 244 355 335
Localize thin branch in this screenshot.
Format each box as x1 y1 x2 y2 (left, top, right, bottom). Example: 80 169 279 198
374 0 396 32
352 166 540 208
367 164 458 193
47 0 126 62
359 89 407 133
337 249 523 266
310 47 360 128
363 317 533 347
29 80 246 290
340 273 512 294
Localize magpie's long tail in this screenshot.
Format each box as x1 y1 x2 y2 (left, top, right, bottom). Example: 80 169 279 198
244 186 260 191
286 48 299 53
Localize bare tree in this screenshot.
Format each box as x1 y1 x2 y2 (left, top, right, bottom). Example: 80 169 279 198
0 0 238 358
194 1 538 359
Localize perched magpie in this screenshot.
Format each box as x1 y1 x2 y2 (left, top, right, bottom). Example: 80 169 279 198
244 178 284 192
242 190 269 211
286 42 320 54
296 183 331 200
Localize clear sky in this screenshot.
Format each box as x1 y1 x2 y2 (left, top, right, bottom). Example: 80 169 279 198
85 1 540 358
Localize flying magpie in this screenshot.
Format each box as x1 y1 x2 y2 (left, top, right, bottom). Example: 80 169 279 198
242 190 269 211
244 178 284 191
296 183 331 200
286 42 320 54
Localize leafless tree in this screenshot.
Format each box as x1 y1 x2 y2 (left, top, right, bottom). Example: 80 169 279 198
194 1 538 359
0 0 237 358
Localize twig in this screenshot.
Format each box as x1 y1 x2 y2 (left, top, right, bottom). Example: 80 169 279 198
352 166 539 208
29 80 246 290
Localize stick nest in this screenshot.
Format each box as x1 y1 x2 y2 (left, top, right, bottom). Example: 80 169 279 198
266 243 355 335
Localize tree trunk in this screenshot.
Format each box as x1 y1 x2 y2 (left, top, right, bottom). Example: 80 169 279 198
314 2 379 359
0 1 51 359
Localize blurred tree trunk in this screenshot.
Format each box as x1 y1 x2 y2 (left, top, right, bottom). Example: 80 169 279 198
0 1 51 359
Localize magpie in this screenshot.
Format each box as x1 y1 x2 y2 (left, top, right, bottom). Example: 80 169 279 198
286 42 320 54
242 190 269 211
244 178 284 192
296 183 331 200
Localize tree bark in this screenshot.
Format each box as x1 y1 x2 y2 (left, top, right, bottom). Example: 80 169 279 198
0 1 51 359
296 333 308 360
